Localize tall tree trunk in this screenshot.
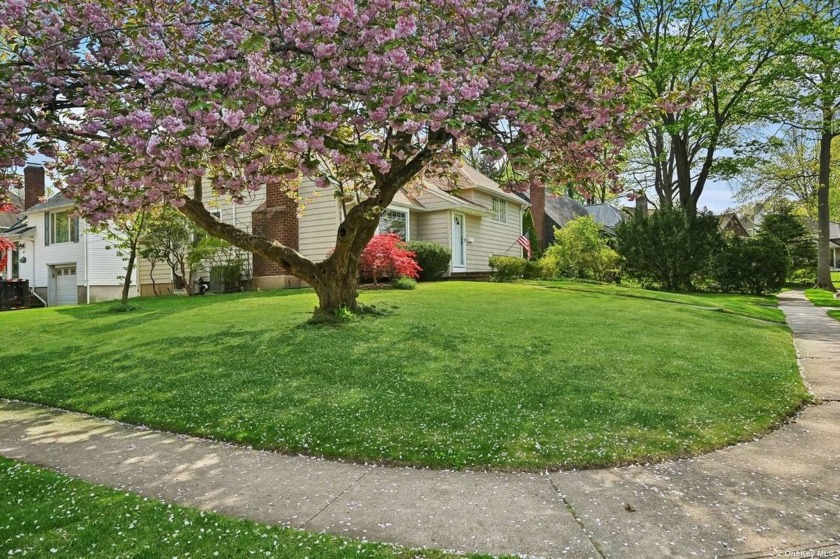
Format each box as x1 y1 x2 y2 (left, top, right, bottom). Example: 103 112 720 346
670 131 695 214
816 121 836 291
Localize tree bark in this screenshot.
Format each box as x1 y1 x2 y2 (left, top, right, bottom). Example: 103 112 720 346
121 247 137 305
120 212 145 305
816 119 837 291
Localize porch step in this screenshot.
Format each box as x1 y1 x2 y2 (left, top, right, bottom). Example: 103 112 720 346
445 271 492 282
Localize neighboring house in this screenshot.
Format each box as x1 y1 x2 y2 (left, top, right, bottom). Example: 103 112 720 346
739 214 758 236
583 203 626 233
803 218 840 271
0 192 23 234
4 166 139 306
0 192 24 279
515 189 587 248
832 222 840 271
718 213 751 237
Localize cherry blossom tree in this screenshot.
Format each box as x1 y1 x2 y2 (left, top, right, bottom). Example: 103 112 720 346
0 0 636 318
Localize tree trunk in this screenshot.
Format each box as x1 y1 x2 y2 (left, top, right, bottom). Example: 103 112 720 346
670 131 695 214
816 123 836 291
149 260 159 296
121 246 137 305
310 261 360 319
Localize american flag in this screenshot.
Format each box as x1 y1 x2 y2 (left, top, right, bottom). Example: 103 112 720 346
516 234 531 259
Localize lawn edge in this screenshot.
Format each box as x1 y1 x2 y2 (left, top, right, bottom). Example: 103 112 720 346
0 392 814 474
0 454 470 559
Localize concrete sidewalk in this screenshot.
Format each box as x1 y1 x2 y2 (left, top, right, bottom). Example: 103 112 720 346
1 291 838 558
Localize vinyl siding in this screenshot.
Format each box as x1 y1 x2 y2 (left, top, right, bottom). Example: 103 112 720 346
12 239 35 283
409 212 419 240
201 181 266 235
85 227 139 287
414 190 460 211
298 180 341 262
415 211 452 250
19 212 139 305
463 192 524 272
136 252 174 290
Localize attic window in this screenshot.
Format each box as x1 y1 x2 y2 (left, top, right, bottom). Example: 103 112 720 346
492 197 507 223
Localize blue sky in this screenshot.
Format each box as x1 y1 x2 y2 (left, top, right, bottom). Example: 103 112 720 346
699 179 738 213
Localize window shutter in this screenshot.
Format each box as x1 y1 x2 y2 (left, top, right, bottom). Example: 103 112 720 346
44 213 50 246
72 216 80 243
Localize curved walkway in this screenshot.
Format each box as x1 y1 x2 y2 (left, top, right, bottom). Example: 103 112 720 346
1 290 838 558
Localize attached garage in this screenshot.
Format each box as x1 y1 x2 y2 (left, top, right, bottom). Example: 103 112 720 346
52 265 78 306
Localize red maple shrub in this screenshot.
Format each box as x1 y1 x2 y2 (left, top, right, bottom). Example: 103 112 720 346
359 234 421 284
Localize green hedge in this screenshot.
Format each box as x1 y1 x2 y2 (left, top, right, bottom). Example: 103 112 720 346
405 241 452 281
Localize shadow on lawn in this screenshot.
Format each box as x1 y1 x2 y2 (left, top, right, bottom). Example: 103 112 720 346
49 290 313 336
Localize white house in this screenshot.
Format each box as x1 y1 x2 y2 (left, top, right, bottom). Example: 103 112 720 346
6 163 528 306
4 167 138 306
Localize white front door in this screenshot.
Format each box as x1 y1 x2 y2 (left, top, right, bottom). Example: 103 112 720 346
54 266 78 306
452 213 466 271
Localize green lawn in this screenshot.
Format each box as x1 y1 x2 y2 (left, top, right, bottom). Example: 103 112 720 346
0 281 808 470
0 457 465 559
525 279 786 323
827 310 840 323
805 287 840 307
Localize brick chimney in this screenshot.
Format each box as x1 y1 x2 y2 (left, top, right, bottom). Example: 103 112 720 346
23 166 45 210
635 191 649 216
529 181 546 251
251 183 300 277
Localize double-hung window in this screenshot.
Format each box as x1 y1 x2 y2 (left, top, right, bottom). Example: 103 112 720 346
45 211 79 245
492 197 507 223
378 208 409 240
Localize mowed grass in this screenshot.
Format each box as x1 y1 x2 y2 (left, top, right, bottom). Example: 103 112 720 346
0 457 468 559
0 282 808 470
806 287 840 307
827 310 840 323
526 279 786 323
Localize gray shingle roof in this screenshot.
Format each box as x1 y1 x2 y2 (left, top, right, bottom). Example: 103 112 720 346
584 204 626 229
25 193 74 214
803 218 840 241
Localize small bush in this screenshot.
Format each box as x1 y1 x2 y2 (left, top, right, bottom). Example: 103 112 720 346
489 255 527 281
523 259 542 279
391 277 417 290
539 217 620 282
788 267 816 286
713 235 790 295
359 234 421 284
404 241 451 281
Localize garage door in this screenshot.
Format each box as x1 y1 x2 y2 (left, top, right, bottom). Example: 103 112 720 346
55 266 78 306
